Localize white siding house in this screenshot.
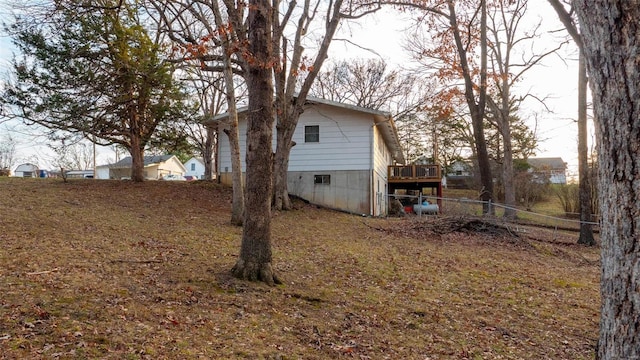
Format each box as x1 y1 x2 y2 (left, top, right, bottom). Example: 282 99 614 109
184 157 206 179
96 155 186 180
527 157 567 184
213 97 404 216
14 163 40 178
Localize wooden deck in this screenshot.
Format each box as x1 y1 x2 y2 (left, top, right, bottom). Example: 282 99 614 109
388 164 443 208
388 164 441 183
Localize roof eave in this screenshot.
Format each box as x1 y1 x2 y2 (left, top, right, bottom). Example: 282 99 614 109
373 114 405 164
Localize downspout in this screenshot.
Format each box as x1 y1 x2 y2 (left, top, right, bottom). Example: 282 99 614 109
370 122 375 217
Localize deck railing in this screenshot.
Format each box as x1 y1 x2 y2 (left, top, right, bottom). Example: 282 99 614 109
388 164 441 181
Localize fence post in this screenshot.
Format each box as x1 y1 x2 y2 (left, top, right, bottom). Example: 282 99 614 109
418 193 422 218
488 199 492 215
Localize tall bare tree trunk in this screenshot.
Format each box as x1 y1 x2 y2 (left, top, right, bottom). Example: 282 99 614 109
576 53 595 246
546 0 595 246
211 0 244 225
225 125 245 226
499 71 515 219
231 0 280 285
203 125 216 180
501 115 516 219
448 0 493 214
270 0 344 211
575 1 640 357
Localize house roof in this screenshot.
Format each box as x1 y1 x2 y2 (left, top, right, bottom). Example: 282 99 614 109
14 163 39 171
105 155 176 169
186 157 205 165
207 96 405 164
527 157 566 170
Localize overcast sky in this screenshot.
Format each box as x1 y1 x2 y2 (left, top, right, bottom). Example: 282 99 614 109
334 7 589 179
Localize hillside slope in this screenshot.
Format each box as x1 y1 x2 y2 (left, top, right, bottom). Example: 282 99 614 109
0 178 599 359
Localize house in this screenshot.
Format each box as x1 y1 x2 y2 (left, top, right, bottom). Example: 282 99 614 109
211 97 405 216
13 163 40 178
184 157 206 179
526 157 567 184
444 160 474 189
64 170 95 179
96 155 186 180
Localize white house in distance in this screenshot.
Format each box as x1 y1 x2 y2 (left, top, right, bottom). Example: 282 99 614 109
13 163 40 178
184 157 205 179
527 157 567 184
96 155 186 180
212 97 405 216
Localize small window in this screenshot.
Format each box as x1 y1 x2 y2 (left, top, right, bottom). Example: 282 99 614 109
191 163 196 171
305 125 319 143
314 174 330 185
456 170 463 176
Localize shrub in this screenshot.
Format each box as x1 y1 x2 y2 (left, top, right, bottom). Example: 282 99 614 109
554 184 580 217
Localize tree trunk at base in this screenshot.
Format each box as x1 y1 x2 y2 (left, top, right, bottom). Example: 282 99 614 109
576 53 595 246
232 0 279 285
129 136 145 183
232 257 282 286
575 2 640 357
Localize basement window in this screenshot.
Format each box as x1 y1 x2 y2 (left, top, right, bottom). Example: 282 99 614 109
314 174 331 185
305 125 320 143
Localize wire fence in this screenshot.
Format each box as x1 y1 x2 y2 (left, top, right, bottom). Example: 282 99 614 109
388 194 599 233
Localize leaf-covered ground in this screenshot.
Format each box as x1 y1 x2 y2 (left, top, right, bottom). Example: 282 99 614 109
0 178 600 359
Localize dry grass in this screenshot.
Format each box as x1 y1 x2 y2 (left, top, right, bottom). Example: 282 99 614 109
0 178 600 359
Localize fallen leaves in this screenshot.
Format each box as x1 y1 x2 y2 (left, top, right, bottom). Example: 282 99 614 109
0 178 600 359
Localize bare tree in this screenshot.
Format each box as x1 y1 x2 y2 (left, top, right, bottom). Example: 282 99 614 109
547 0 595 246
310 59 435 162
0 133 16 173
184 71 225 181
484 0 562 219
229 0 280 284
398 0 493 213
270 0 381 211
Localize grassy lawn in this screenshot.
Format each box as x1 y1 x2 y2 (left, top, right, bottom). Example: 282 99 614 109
0 178 599 359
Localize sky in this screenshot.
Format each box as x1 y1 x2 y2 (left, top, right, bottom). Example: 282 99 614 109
333 7 589 179
0 3 589 177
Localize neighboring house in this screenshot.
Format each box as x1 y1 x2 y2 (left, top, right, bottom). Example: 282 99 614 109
95 165 110 180
444 160 474 189
526 157 567 184
13 163 39 178
411 155 435 165
184 157 205 179
96 155 186 180
212 97 405 216
64 170 95 179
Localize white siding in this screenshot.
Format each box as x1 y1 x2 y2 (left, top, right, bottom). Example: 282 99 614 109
215 101 401 216
184 158 205 179
289 105 373 171
372 125 394 216
218 119 249 173
96 166 110 179
218 104 374 173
